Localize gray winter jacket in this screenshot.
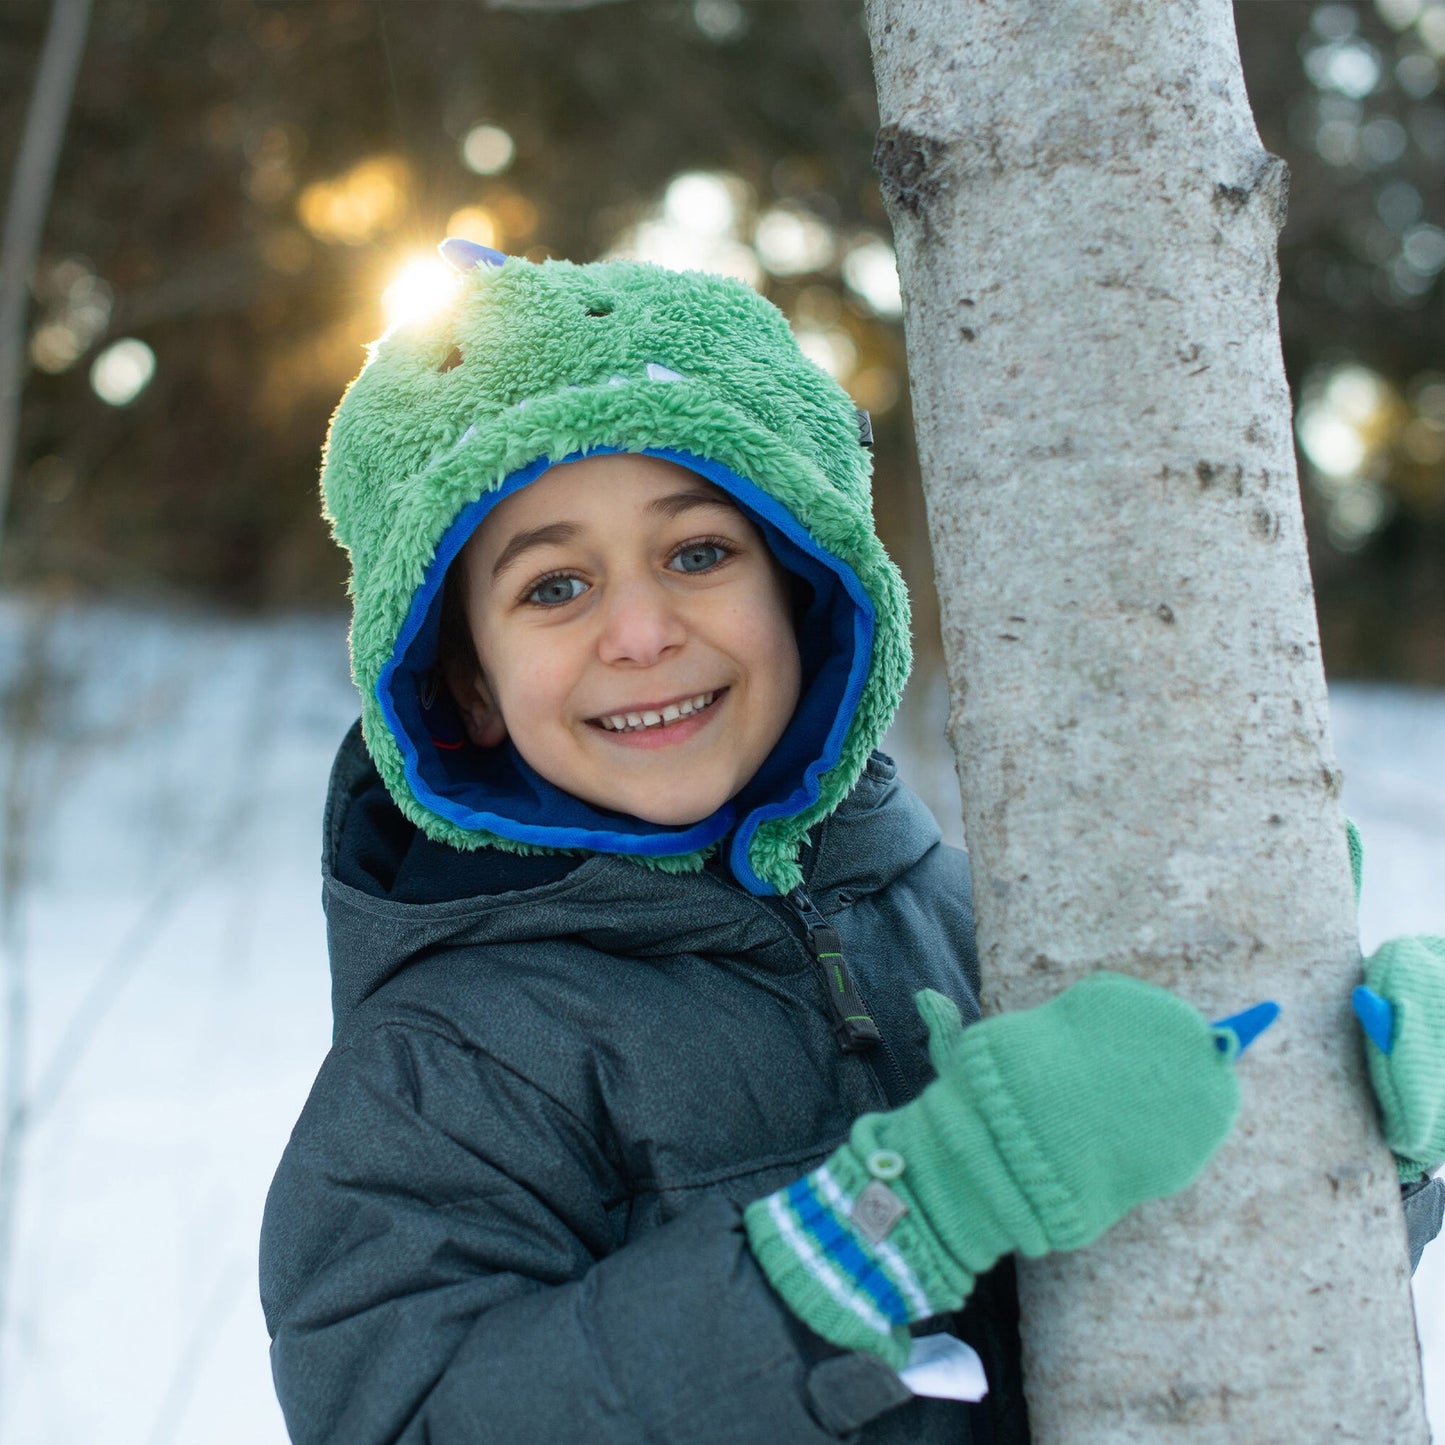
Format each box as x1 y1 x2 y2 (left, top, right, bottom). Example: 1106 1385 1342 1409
259 724 1026 1444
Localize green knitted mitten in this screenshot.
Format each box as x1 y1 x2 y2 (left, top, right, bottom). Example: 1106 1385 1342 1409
1358 935 1445 1180
745 972 1241 1366
1346 819 1445 1181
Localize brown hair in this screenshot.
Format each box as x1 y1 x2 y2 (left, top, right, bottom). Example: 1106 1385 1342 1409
436 554 480 682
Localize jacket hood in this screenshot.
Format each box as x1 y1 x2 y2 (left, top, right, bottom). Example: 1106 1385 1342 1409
321 250 910 896
321 721 944 1030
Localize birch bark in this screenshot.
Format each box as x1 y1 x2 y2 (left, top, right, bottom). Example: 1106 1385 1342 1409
863 1 1430 1438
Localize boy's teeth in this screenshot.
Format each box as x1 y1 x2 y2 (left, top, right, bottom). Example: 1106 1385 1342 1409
599 691 716 732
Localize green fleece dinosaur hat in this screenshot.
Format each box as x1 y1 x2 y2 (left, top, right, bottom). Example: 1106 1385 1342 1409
321 242 910 895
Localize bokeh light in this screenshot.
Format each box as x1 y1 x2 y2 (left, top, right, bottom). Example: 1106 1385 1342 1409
1296 363 1408 550
607 170 759 283
1396 52 1440 97
244 123 302 206
1360 114 1409 165
1421 3 1445 56
850 365 901 417
1402 374 1445 470
792 324 856 380
613 222 760 284
29 258 113 374
693 0 747 43
754 206 834 276
1377 178 1425 229
461 124 515 177
1402 221 1445 272
1299 403 1370 477
485 189 540 245
842 237 902 316
1304 37 1384 98
297 156 410 245
31 322 86 374
1312 94 1366 166
1314 3 1360 41
89 338 156 407
663 171 742 237
1376 0 1425 31
444 206 501 248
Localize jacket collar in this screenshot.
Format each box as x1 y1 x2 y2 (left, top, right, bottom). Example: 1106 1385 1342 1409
321 719 940 1027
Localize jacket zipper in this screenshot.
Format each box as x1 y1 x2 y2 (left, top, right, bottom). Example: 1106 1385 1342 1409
783 888 910 1104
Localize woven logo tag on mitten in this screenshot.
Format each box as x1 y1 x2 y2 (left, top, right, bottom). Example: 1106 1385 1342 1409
852 1180 908 1243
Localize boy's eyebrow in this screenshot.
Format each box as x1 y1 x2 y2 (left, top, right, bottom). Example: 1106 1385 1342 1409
645 487 739 522
490 522 581 581
489 490 737 581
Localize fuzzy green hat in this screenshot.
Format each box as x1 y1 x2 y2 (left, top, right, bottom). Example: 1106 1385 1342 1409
320 243 910 895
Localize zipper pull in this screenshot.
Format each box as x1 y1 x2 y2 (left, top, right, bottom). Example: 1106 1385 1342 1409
787 888 882 1053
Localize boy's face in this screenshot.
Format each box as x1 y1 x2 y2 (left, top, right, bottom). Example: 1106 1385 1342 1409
446 453 803 827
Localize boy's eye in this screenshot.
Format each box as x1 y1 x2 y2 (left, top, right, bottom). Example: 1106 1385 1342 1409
526 574 587 606
669 541 729 574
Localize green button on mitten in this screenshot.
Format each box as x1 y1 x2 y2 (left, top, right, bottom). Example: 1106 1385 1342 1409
745 972 1241 1366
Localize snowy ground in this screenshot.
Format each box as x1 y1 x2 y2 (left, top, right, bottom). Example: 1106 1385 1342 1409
0 596 1439 1444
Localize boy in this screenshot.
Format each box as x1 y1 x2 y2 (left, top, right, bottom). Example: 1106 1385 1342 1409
261 243 1444 1444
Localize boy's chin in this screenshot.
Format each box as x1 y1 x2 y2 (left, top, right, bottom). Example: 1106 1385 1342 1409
579 784 730 830
611 795 723 828
512 743 732 829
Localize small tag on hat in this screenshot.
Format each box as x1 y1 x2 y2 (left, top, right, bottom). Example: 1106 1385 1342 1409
852 1179 908 1244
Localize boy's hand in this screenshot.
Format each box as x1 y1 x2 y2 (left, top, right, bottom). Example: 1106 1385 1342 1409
1345 818 1445 1180
745 973 1256 1366
1353 938 1445 1180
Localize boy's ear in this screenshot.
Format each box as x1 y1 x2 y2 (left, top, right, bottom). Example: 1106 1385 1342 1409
442 658 508 748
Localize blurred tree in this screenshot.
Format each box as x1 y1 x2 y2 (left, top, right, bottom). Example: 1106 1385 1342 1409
0 0 91 553
0 0 1440 681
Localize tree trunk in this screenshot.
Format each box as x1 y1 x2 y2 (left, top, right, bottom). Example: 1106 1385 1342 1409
0 0 92 554
863 1 1430 1439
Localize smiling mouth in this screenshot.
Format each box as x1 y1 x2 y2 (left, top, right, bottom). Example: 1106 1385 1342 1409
591 689 723 733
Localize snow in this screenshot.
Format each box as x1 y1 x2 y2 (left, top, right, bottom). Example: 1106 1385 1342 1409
0 598 1439 1442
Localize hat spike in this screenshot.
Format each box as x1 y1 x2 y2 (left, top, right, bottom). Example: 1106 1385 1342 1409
439 238 509 272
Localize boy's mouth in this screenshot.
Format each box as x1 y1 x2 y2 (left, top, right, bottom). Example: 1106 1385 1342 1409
590 689 725 734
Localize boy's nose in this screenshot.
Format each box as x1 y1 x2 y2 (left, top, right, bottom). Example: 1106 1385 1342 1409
596 578 688 665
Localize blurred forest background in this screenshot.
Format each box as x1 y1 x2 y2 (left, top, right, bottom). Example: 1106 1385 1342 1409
2 0 1444 682
3 8 1445 1438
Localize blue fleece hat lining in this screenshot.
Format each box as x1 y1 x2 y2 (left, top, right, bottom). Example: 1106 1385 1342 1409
376 446 875 895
